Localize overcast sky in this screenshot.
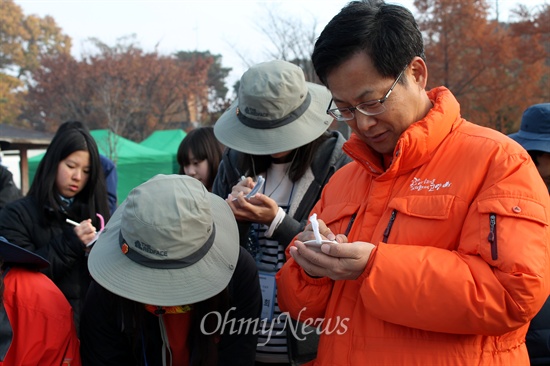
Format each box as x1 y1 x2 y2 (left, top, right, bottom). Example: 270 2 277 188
15 0 533 90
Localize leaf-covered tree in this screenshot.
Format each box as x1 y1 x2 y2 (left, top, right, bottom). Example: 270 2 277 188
415 0 549 132
174 50 232 124
24 36 213 142
0 0 71 124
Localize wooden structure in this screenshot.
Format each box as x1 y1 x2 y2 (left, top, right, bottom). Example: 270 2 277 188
0 124 53 194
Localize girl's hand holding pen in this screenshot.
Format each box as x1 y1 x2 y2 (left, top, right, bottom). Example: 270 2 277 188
66 218 97 248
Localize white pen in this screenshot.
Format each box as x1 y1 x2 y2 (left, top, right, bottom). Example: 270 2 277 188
65 218 80 227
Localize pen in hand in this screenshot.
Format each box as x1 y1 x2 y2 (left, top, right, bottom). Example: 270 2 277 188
66 218 80 227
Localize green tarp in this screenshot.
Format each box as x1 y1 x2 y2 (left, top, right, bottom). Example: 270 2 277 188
28 129 174 203
139 129 186 174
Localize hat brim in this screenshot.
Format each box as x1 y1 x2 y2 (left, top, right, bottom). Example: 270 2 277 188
509 131 550 153
0 237 49 269
88 193 239 306
214 82 333 155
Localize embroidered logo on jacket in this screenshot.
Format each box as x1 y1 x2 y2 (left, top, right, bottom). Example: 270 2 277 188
410 177 452 192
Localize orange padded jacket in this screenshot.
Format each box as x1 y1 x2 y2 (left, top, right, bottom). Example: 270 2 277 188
276 87 550 365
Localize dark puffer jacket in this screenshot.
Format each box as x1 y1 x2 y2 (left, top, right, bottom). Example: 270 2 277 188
0 166 22 210
0 195 92 333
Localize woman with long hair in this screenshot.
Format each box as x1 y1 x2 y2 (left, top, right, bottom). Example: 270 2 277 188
212 60 350 365
0 123 110 333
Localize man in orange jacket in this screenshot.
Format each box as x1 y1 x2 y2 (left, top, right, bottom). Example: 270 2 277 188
276 1 550 365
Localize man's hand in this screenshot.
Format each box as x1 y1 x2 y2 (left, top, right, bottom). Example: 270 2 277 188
297 217 336 242
289 240 375 280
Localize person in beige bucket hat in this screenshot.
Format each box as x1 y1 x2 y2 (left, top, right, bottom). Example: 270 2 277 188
80 174 261 365
212 60 351 364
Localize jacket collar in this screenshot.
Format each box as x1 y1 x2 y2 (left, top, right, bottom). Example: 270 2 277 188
343 87 462 178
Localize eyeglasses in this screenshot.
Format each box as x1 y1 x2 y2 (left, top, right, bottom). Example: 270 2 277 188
326 66 407 121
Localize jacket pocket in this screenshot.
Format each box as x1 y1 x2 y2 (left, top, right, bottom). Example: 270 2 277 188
385 195 459 247
389 195 455 219
477 197 548 271
319 202 361 236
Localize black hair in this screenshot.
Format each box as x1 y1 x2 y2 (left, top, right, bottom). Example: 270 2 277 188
177 127 224 191
27 122 110 227
312 0 425 87
528 150 544 166
236 131 332 182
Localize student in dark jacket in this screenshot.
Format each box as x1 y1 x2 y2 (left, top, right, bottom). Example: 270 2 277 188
212 60 350 365
81 174 261 366
0 125 110 334
0 165 21 210
509 103 550 365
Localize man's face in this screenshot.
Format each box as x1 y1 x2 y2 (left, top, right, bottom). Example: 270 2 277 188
326 53 428 156
535 152 550 192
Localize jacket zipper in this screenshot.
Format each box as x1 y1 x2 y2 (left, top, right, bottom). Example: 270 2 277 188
382 209 397 243
488 213 498 260
344 213 357 236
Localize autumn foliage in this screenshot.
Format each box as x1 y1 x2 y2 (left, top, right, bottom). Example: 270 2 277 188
24 40 213 141
1 0 548 138
0 0 71 125
415 0 549 133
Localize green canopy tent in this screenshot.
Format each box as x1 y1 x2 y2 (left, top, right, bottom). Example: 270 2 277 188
139 129 186 174
28 129 174 203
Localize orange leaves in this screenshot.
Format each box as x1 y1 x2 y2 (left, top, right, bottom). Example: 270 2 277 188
416 0 549 132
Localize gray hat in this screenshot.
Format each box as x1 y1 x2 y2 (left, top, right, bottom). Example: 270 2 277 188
509 103 550 153
88 174 239 306
214 60 333 155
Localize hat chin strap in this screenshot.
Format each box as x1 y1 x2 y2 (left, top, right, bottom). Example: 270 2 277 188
119 224 216 269
158 314 172 366
237 92 311 129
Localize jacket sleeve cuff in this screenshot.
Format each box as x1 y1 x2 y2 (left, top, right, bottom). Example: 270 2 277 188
358 245 379 281
299 266 333 285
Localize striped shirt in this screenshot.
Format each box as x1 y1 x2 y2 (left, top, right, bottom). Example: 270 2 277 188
253 162 294 364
